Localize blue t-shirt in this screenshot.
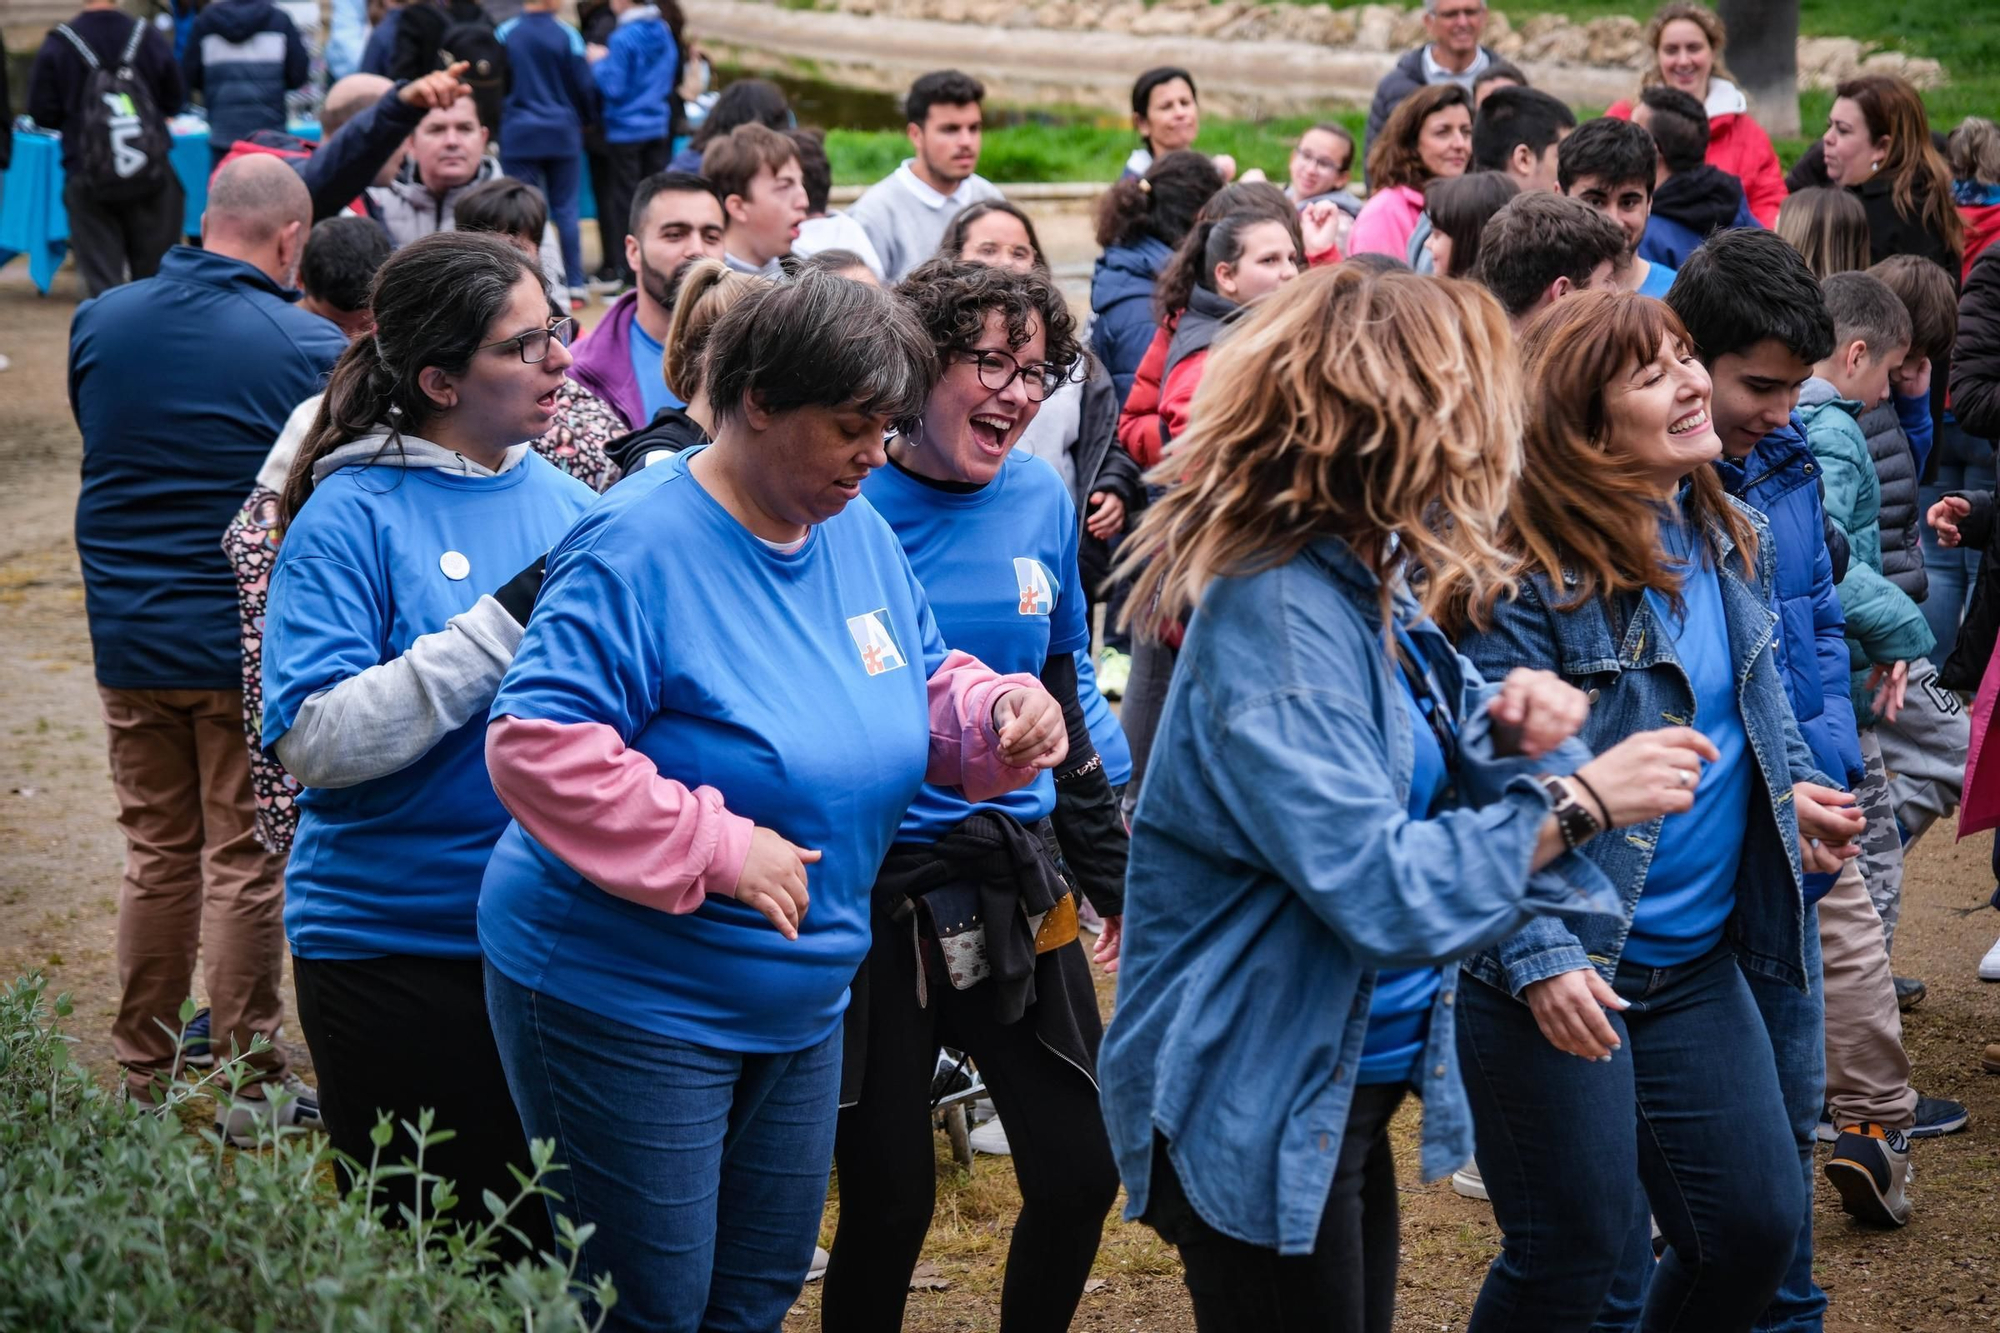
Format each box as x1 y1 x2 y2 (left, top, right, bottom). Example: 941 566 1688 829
629 317 685 426
1076 650 1133 788
478 450 944 1052
1636 257 1678 299
861 453 1090 843
1358 633 1448 1085
1625 520 1751 966
262 455 595 960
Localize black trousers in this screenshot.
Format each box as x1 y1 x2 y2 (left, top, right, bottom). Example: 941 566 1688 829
63 175 184 299
1142 1083 1407 1333
292 953 554 1259
821 903 1120 1333
599 137 669 282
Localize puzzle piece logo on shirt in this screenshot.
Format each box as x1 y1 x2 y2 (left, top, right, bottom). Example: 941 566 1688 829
1013 557 1054 617
846 609 909 676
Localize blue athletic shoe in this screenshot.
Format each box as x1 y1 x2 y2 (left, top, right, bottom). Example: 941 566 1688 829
179 1007 215 1069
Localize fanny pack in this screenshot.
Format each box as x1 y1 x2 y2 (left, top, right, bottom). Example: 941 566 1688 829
914 879 1079 991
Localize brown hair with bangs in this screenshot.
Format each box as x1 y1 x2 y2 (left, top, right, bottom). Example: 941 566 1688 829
1441 290 1757 633
1116 264 1523 635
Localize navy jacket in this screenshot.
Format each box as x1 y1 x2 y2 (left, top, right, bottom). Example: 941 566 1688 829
1639 165 1759 269
1088 236 1173 403
496 12 594 159
297 80 429 221
70 247 346 691
358 7 401 75
185 0 310 151
27 9 186 172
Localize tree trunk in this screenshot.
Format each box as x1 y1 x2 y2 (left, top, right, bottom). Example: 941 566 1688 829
1718 0 1800 137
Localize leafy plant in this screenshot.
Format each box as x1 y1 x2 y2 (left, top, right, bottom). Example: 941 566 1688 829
0 974 616 1332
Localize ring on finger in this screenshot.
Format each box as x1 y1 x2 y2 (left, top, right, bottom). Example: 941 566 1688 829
1675 768 1695 788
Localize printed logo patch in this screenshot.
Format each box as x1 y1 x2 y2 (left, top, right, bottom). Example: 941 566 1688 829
846 609 909 676
1013 557 1054 616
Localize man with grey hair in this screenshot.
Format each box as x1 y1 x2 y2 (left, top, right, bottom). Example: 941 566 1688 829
69 153 346 1144
1363 0 1498 161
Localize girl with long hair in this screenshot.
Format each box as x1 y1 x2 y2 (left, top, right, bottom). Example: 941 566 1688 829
1099 267 1704 1333
1348 83 1472 260
1446 291 1865 1331
1821 73 1965 276
1776 185 1872 279
1089 149 1226 399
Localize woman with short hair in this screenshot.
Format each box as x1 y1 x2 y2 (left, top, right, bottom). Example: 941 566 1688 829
478 271 1067 1331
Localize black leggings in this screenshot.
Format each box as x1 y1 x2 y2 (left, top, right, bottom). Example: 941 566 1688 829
1142 1083 1407 1333
821 905 1120 1332
293 953 554 1260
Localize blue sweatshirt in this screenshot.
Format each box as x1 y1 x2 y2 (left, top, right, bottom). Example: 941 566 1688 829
70 247 346 691
496 12 595 160
590 4 676 144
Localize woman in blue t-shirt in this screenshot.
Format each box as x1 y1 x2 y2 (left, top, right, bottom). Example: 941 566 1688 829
262 233 597 1251
820 261 1129 1331
476 272 1069 1332
1448 292 1867 1332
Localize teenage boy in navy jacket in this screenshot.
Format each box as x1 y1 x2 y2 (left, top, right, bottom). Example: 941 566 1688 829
184 0 311 166
586 0 676 286
498 0 595 300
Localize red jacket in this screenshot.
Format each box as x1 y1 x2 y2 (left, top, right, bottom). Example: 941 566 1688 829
1610 84 1786 229
1961 198 2000 283
1116 325 1172 469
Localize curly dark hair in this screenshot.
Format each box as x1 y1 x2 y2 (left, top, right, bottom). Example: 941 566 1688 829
896 258 1083 382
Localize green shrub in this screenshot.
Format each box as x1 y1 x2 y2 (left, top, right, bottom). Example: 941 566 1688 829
0 974 615 1332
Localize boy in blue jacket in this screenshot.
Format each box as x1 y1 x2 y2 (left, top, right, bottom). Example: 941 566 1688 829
497 0 595 301
587 0 677 287
185 0 311 166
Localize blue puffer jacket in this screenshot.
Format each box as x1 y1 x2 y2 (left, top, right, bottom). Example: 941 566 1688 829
1089 236 1173 403
1714 414 1865 901
184 0 309 151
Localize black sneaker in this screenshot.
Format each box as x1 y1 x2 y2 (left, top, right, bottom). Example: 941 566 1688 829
179 1007 215 1069
1906 1093 1969 1138
1894 975 1927 1010
1825 1124 1913 1226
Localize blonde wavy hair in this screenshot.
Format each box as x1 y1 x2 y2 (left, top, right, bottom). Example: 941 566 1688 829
1116 264 1523 635
1638 3 1739 91
663 258 770 402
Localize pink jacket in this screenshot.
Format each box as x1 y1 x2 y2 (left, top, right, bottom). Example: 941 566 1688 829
1346 184 1427 262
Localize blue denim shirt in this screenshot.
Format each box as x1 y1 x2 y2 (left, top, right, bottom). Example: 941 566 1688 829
1099 538 1622 1256
1456 499 1823 1000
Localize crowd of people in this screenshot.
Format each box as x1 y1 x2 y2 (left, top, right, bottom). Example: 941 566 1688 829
32 0 2000 1328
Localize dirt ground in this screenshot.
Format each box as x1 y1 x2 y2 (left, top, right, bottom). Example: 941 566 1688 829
2 262 1996 1331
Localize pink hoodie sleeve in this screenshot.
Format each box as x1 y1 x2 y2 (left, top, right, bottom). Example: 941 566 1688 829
926 649 1054 802
486 714 754 914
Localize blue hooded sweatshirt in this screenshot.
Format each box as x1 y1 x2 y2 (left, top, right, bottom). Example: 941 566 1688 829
1089 236 1174 402
497 12 596 160
70 246 347 691
184 0 310 151
591 4 676 145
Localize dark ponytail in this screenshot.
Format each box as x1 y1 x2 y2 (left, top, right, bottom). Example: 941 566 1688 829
1153 183 1301 321
1093 148 1224 251
280 232 541 526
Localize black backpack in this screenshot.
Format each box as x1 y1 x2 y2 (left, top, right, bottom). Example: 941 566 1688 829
55 19 171 203
437 2 508 128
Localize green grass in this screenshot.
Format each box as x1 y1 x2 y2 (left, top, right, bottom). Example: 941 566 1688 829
823 2 1994 186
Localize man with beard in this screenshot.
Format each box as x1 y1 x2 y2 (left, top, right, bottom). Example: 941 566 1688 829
554 170 726 482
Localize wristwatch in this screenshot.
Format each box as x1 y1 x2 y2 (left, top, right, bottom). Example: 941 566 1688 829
1538 774 1603 850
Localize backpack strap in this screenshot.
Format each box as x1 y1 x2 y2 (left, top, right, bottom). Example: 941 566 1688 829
118 16 147 72
53 23 102 72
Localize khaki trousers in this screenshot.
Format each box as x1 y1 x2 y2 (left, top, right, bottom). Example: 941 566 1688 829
100 687 290 1100
1818 858 1916 1131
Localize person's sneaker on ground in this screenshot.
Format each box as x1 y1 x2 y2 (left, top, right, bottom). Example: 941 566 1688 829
806 1245 830 1281
1825 1124 1913 1226
1906 1093 1969 1138
1984 1043 2000 1075
1979 933 2000 982
1815 1104 1837 1144
178 1007 215 1069
568 286 589 312
968 1115 1012 1156
588 268 624 295
1894 975 1927 1010
216 1071 322 1148
1450 1159 1488 1201
1097 647 1131 701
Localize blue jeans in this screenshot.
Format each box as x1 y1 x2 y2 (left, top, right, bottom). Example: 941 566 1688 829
1458 944 1804 1333
1592 922 1828 1332
485 967 841 1333
503 154 586 290
1916 419 1996 662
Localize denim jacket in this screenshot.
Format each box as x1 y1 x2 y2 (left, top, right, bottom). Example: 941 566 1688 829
1098 538 1622 1256
1456 499 1824 1000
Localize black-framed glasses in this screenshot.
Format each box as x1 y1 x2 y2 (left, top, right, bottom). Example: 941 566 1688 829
478 316 577 364
953 348 1066 402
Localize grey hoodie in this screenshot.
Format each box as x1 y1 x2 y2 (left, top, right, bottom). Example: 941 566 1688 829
274 431 535 790
365 154 566 292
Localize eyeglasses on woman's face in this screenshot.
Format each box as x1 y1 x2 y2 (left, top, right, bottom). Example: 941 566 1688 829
478 316 578 365
952 348 1065 402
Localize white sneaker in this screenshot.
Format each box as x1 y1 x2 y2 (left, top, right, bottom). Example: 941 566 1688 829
1979 933 2000 981
1450 1159 1488 1201
806 1245 829 1281
216 1071 322 1148
967 1116 1013 1156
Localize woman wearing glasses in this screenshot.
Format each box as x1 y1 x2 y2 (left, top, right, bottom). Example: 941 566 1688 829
820 260 1127 1332
261 233 593 1249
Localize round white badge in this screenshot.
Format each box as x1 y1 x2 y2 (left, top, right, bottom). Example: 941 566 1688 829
439 551 471 581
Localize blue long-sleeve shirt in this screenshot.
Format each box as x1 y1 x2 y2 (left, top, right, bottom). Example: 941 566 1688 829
496 12 595 159
590 5 675 144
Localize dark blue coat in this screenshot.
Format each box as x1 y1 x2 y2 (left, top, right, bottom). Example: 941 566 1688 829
70 247 347 691
1089 236 1173 403
1714 414 1865 899
184 0 310 150
497 12 595 159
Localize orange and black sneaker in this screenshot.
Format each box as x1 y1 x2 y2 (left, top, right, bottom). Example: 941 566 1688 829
1824 1122 1912 1227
